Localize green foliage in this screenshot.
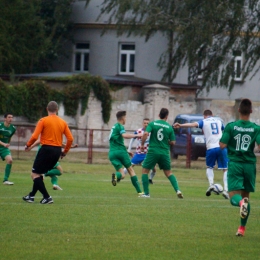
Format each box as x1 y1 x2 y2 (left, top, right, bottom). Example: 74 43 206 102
63 74 112 123
92 0 260 92
0 74 112 123
0 0 73 74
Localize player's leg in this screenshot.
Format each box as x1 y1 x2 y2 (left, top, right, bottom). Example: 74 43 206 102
46 164 63 190
217 147 229 199
109 151 123 186
205 148 217 196
140 153 157 197
149 167 156 184
126 166 143 194
3 153 14 185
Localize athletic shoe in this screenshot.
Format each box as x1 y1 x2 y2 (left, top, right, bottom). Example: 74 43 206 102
22 195 34 203
40 196 53 204
240 197 249 219
236 226 245 236
3 181 14 185
53 185 62 190
111 173 117 186
222 190 229 199
206 185 214 196
149 179 153 184
177 190 184 199
139 193 150 198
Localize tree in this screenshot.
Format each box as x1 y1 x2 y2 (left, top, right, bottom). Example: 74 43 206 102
0 0 73 74
86 0 260 92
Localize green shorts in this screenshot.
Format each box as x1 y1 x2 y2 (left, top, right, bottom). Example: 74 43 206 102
142 152 171 170
0 148 11 161
108 150 131 171
228 161 256 192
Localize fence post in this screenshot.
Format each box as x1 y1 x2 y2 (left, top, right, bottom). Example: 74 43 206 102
186 133 191 168
87 129 93 164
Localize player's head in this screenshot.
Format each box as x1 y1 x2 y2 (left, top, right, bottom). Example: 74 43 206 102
4 113 13 123
203 109 213 118
47 101 58 113
239 98 252 115
116 111 126 124
143 118 150 129
159 108 169 119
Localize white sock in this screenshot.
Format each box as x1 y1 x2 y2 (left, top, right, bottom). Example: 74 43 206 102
206 168 214 186
123 168 128 175
223 170 228 191
149 170 156 180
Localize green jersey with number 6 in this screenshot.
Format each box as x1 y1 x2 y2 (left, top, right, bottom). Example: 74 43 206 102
145 119 175 155
109 123 127 151
220 120 260 163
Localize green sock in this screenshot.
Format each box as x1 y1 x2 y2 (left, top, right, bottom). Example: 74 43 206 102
230 194 242 207
141 174 149 195
4 164 12 181
50 176 58 186
131 175 142 193
241 202 250 227
168 174 179 192
115 171 122 180
45 169 62 177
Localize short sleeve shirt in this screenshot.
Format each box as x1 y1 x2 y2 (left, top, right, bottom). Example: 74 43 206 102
145 119 175 155
197 117 224 149
109 122 127 151
220 120 260 163
0 122 16 145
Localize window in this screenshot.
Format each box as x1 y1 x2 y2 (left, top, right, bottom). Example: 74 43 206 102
73 43 89 72
119 44 135 75
233 51 243 81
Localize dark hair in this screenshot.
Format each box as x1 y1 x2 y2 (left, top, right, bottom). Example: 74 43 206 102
4 113 13 118
116 111 126 120
239 98 252 115
143 118 150 121
159 108 169 119
47 101 58 113
203 110 213 116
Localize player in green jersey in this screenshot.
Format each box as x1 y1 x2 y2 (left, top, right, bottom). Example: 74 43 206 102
139 108 183 198
220 98 260 237
109 111 143 195
0 113 16 185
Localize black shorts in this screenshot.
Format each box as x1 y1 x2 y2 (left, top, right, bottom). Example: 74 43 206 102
32 145 62 174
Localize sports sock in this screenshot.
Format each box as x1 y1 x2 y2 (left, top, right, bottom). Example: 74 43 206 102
241 202 250 226
230 194 242 207
168 174 179 192
123 168 128 174
223 170 228 191
51 176 58 186
206 168 214 186
115 171 122 180
33 177 50 198
3 164 12 181
141 174 149 194
29 178 39 197
131 175 142 193
149 170 156 180
45 169 61 176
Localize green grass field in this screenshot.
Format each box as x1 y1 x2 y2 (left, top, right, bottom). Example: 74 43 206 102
1 156 260 260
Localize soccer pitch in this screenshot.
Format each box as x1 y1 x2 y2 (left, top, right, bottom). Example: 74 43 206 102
1 161 260 260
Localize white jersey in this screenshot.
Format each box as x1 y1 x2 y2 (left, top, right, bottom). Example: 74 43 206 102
197 117 224 150
128 128 150 154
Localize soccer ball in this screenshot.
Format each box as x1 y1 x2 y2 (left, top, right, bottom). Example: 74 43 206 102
212 183 224 195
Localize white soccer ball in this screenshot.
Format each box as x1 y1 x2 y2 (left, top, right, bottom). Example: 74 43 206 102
212 183 224 195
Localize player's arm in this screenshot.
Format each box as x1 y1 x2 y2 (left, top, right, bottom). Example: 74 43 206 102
219 142 227 149
122 133 142 139
173 122 199 128
26 139 41 151
0 140 9 148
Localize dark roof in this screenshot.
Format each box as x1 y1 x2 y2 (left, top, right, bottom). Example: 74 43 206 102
0 72 201 90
